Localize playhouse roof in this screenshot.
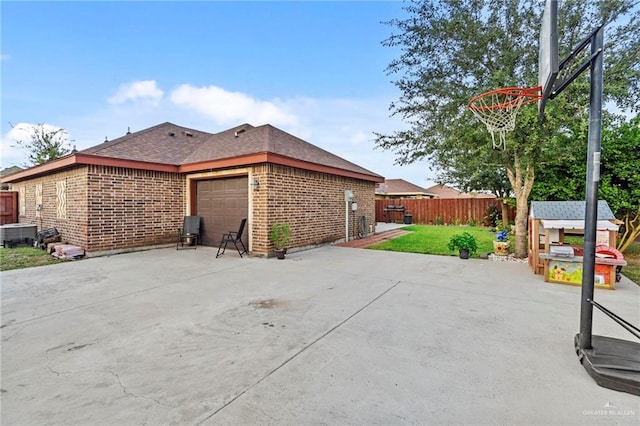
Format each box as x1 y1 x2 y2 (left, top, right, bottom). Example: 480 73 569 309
529 201 616 220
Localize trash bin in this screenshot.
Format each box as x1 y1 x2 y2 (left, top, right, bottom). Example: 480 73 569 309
404 214 413 224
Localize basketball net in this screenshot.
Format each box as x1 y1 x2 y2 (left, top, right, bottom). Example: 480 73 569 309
468 87 541 149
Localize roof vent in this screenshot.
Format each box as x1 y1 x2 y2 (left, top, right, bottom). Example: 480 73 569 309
104 136 108 143
183 131 193 137
168 132 175 137
235 129 246 138
126 127 131 135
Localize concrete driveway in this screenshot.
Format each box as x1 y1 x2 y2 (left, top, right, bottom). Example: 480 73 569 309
1 245 639 425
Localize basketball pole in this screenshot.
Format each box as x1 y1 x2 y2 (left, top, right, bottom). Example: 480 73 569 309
578 25 604 351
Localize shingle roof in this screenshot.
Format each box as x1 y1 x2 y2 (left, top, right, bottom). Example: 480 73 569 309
529 200 615 220
425 184 496 199
376 179 433 195
81 122 211 164
80 122 381 178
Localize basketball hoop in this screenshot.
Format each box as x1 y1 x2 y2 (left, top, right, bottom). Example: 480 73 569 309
468 86 541 149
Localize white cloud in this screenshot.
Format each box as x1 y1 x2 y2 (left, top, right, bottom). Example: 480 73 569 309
170 84 299 127
2 82 436 186
0 122 66 169
107 80 164 106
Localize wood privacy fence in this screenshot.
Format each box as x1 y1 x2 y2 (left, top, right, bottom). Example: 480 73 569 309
1 191 18 225
375 198 516 225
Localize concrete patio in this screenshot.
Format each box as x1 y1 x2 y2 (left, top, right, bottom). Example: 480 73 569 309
1 243 639 424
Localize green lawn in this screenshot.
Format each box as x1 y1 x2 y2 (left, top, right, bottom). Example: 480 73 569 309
369 225 639 285
0 247 66 271
368 225 507 257
619 241 640 284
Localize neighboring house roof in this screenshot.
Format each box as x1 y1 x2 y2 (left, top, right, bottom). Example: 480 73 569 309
0 166 23 177
425 184 496 199
2 122 383 183
375 179 436 197
529 200 615 220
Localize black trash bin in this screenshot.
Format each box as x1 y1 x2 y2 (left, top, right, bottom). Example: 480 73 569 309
404 214 413 224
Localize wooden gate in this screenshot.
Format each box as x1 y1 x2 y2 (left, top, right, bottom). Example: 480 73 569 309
1 191 18 225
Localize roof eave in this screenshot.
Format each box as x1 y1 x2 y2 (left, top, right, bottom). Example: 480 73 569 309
2 152 384 184
1 154 179 183
180 152 384 183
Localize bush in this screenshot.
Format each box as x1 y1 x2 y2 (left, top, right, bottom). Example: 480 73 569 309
447 232 478 255
269 223 291 250
484 203 502 227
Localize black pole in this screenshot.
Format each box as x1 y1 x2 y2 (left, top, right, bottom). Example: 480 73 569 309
578 25 604 351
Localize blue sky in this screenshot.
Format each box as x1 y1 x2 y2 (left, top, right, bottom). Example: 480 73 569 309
1 0 438 187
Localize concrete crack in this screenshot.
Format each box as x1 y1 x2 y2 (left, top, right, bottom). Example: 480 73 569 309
196 279 403 424
109 369 176 409
1 324 25 342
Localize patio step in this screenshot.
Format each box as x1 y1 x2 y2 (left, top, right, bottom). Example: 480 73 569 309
338 229 411 249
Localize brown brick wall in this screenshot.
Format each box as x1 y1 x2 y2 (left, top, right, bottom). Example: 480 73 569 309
250 163 376 256
12 165 185 254
86 165 185 253
14 167 89 248
12 162 375 257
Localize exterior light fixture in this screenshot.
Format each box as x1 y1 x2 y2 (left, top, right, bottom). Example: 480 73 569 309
250 179 259 191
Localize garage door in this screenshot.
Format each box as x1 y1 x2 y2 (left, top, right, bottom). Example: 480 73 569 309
196 176 248 247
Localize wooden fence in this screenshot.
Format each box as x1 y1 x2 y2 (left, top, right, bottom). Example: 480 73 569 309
375 198 516 225
1 191 18 225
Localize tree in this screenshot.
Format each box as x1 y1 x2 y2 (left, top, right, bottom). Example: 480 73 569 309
375 0 640 258
436 140 513 227
532 115 640 252
12 123 71 166
600 116 640 252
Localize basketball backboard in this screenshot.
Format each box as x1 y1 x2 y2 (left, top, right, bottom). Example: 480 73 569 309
538 0 559 119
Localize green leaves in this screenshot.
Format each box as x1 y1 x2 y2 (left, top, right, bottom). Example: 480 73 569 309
12 123 71 166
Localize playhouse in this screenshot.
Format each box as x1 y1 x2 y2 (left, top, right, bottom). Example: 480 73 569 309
528 201 626 289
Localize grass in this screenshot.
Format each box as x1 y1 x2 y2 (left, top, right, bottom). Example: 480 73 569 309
0 247 67 271
624 243 640 284
368 225 507 257
369 225 639 285
1 226 637 285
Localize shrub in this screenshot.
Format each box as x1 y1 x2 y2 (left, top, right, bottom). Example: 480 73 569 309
484 203 502 227
447 232 478 255
269 223 291 250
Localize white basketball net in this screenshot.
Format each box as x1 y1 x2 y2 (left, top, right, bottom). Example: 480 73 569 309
468 87 540 149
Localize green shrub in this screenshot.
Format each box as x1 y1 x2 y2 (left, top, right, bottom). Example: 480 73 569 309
484 203 501 227
269 223 291 250
447 232 478 255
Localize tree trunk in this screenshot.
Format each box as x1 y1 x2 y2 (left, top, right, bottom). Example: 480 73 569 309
505 153 535 258
501 202 510 228
513 191 530 258
617 206 640 253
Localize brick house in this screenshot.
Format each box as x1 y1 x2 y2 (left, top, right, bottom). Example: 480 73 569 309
1 122 383 257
